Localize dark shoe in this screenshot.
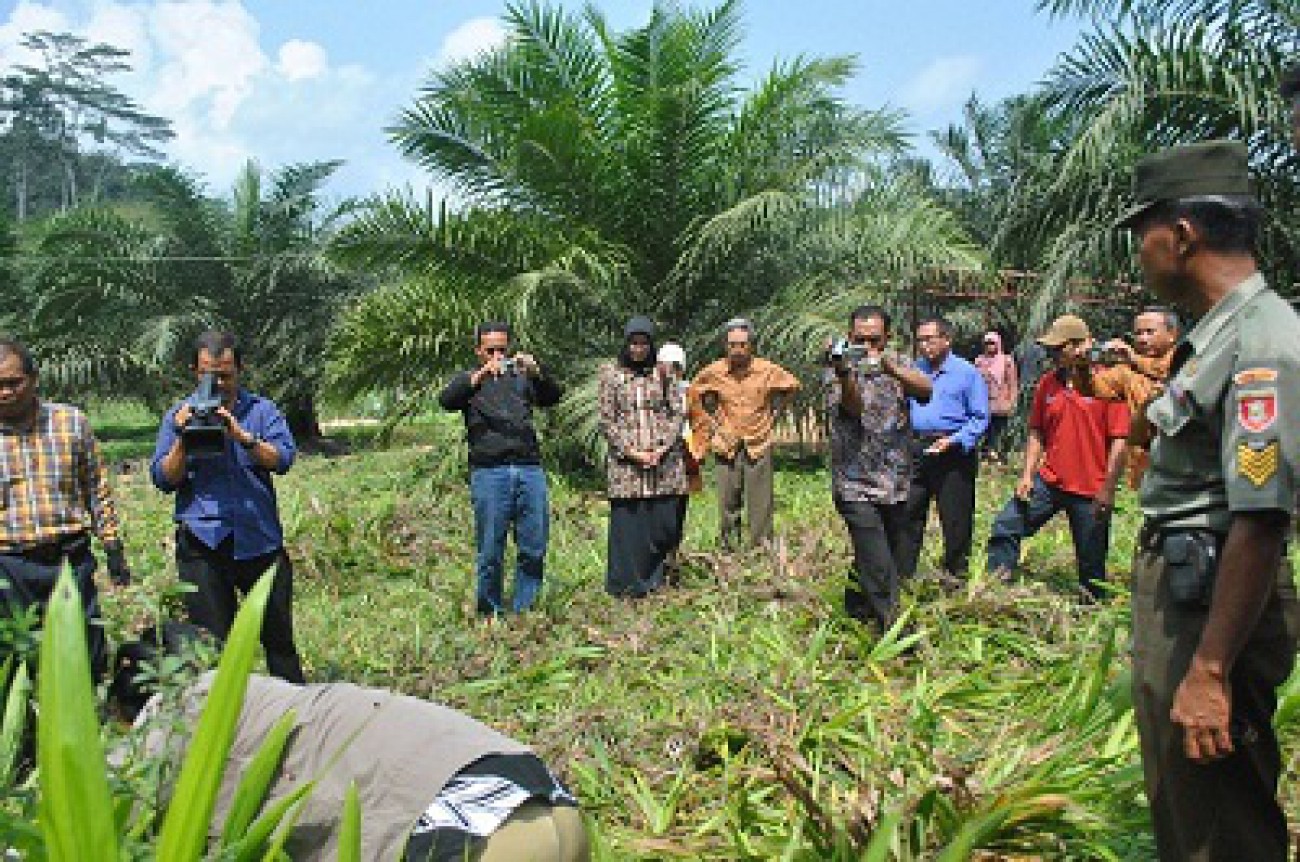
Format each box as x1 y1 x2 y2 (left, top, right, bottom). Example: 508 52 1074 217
844 585 870 620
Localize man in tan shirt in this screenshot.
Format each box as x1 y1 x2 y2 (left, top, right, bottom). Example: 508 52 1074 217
1093 306 1179 489
688 318 800 548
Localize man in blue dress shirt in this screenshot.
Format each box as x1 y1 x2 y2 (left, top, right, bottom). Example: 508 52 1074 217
899 316 990 586
151 331 305 682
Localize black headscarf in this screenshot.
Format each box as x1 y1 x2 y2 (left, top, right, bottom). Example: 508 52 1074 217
619 315 657 374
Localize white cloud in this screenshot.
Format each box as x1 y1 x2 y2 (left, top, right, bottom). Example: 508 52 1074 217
277 38 328 82
0 1 71 68
435 17 506 68
149 1 268 130
83 2 152 73
900 55 984 114
0 0 419 196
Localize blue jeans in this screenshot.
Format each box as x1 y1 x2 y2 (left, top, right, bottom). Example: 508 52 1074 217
985 473 1110 598
470 465 549 614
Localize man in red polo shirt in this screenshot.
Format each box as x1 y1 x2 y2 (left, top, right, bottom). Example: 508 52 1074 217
985 314 1130 599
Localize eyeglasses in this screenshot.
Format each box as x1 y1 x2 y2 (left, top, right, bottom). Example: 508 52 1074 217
726 341 751 349
483 346 510 355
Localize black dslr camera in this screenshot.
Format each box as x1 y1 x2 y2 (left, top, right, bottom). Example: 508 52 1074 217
182 372 226 458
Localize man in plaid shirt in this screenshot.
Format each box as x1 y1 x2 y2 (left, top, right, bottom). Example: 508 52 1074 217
0 337 131 679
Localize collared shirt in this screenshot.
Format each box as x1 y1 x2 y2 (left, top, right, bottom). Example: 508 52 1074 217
150 390 295 560
1142 274 1300 533
825 362 914 505
0 401 120 552
1093 350 1174 488
688 357 801 459
1029 371 1130 498
909 353 990 452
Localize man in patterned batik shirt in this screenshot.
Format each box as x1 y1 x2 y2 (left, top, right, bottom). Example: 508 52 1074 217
825 306 932 631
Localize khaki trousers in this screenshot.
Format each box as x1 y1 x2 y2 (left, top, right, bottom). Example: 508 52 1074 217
715 448 774 549
477 802 589 861
1131 546 1300 861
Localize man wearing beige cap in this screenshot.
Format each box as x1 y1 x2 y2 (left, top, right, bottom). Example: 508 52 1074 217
1122 139 1300 861
984 314 1129 599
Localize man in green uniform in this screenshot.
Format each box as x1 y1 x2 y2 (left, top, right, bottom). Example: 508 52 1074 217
1120 140 1300 860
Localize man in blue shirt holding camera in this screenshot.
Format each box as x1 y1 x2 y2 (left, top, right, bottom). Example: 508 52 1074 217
151 331 304 682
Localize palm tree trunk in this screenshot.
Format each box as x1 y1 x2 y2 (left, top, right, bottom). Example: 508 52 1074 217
285 392 323 443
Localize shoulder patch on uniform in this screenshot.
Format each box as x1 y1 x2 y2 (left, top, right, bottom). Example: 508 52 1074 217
1238 440 1279 487
1237 390 1278 433
1234 367 1279 386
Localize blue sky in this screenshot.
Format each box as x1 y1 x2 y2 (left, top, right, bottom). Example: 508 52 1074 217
0 1 1087 200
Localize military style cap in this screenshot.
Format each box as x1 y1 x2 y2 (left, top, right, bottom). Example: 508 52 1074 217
1036 314 1090 347
1115 140 1255 229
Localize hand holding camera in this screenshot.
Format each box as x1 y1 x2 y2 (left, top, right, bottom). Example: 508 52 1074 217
176 372 228 458
826 338 884 377
1086 338 1131 366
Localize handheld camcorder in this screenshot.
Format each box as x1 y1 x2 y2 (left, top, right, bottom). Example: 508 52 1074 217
498 356 517 375
182 372 226 458
827 338 882 375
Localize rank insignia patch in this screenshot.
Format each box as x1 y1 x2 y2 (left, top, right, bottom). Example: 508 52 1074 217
1238 391 1278 434
1234 367 1279 386
1238 441 1279 487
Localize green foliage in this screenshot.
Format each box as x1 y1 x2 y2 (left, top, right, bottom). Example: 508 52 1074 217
20 160 362 436
329 0 976 458
87 417 1204 859
155 574 275 859
13 566 364 859
1020 0 1297 324
37 571 119 862
0 30 174 222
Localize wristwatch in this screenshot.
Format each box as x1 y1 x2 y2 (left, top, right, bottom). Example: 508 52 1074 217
240 433 263 451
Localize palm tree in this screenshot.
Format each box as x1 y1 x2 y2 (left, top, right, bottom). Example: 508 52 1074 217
329 0 976 454
23 161 358 439
1003 0 1300 326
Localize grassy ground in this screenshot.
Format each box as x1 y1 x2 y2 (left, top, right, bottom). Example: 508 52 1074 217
92 409 1300 860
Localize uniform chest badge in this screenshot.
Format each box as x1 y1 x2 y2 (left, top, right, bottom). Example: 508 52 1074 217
1237 390 1278 434
1234 367 1279 386
1238 440 1279 487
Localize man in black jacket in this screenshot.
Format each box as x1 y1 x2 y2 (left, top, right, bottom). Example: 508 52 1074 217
439 322 563 615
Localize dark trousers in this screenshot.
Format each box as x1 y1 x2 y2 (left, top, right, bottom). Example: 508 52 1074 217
176 527 304 683
716 449 774 549
606 496 683 597
985 474 1110 598
0 535 106 681
898 438 978 580
982 414 1009 455
834 498 908 627
1132 547 1299 860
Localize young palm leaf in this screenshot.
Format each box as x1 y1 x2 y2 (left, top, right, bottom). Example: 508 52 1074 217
36 569 119 862
155 571 275 860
